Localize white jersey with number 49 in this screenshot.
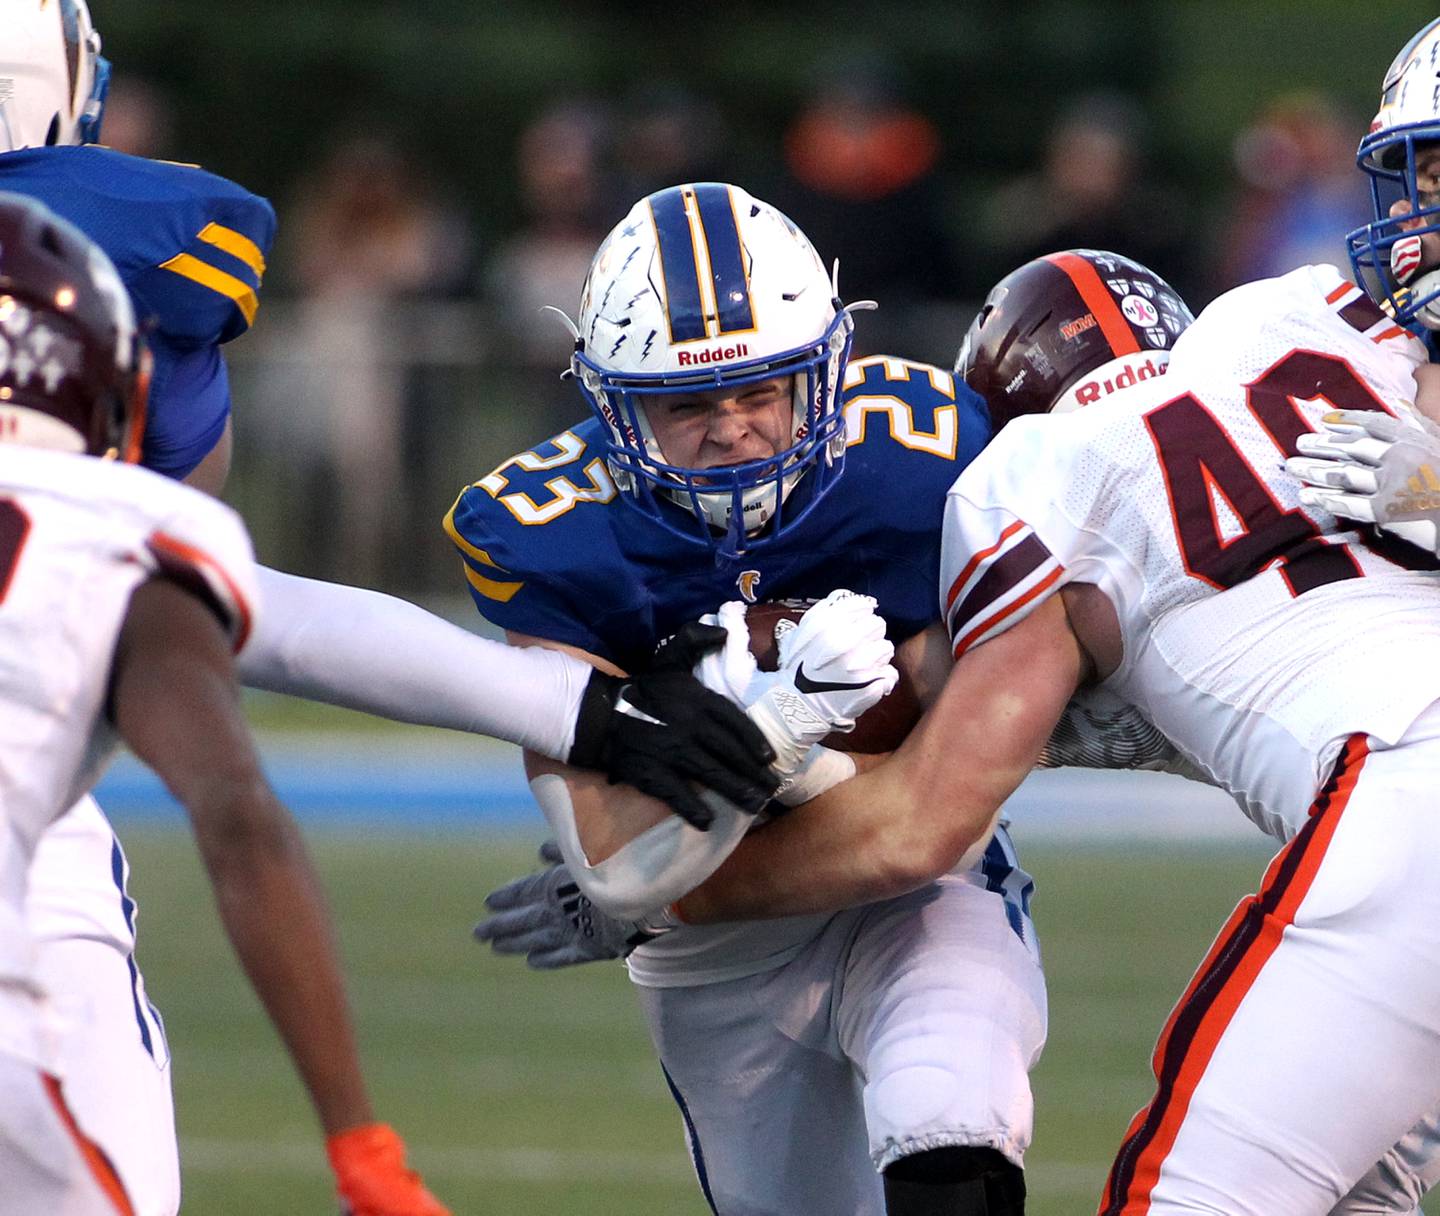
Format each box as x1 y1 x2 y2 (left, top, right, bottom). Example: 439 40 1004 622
0 446 257 991
942 264 1440 840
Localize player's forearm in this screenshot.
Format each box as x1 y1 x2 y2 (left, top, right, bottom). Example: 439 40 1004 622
240 567 590 758
675 741 992 922
195 795 374 1136
528 758 755 917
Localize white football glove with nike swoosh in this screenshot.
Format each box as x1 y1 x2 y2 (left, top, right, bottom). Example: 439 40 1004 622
1287 408 1440 556
696 591 897 805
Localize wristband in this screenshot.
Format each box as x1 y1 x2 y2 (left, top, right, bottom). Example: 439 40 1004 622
773 745 857 807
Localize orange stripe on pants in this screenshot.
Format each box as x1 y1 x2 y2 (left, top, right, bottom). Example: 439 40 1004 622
1099 735 1371 1215
41 1072 136 1216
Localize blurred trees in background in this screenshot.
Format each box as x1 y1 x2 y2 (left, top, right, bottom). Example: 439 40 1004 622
91 1 1438 596
99 0 1431 284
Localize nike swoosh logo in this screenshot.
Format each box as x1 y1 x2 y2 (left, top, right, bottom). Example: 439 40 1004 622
793 663 878 695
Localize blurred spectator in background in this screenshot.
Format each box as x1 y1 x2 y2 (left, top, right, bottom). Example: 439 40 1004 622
486 102 614 369
613 83 730 203
1214 91 1371 294
773 57 959 351
981 91 1196 301
93 75 176 160
263 134 472 586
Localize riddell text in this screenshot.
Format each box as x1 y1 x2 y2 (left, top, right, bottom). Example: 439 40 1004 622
1074 356 1167 404
677 343 750 366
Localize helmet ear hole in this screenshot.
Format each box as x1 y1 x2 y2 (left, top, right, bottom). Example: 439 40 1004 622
38 225 65 259
1022 311 1052 340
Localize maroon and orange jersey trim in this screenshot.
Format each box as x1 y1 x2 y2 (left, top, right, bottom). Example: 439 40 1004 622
42 1072 136 1216
147 530 253 652
1099 735 1370 1214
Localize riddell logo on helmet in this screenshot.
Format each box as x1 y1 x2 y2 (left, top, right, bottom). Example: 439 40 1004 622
1073 356 1168 405
677 343 749 366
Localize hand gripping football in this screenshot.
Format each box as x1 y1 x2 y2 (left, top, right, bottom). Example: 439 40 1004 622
745 598 922 753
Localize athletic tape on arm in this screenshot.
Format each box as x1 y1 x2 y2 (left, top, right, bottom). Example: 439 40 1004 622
530 773 754 918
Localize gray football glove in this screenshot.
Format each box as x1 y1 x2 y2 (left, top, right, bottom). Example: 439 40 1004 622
1286 408 1440 557
473 842 670 969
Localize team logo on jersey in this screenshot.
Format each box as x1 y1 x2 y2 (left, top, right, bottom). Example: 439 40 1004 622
737 569 762 602
1121 295 1159 327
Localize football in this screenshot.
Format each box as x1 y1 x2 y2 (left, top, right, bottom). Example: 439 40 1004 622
744 598 923 754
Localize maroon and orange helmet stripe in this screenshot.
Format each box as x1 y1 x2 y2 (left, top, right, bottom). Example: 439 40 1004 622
1045 252 1142 358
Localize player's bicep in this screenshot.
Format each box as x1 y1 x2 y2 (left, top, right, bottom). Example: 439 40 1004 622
883 595 1087 867
111 578 268 831
895 621 952 712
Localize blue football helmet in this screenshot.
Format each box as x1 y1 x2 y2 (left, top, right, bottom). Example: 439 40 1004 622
565 183 871 557
1348 16 1440 329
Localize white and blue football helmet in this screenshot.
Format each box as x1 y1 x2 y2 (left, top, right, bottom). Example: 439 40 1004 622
0 0 110 152
1349 16 1440 329
566 182 870 557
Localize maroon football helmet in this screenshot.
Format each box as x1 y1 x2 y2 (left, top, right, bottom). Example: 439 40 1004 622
0 191 148 460
956 249 1193 434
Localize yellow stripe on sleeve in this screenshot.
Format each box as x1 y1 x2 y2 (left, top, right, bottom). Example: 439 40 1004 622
197 222 267 279
157 253 259 326
442 496 510 569
461 560 524 603
442 497 525 601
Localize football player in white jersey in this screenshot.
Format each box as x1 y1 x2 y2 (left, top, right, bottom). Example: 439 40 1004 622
0 192 455 1215
1 8 780 1211
615 223 1440 1215
1289 15 1440 563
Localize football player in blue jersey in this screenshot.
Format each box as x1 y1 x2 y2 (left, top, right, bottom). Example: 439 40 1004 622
449 188 1202 1216
0 6 780 1213
463 234 1203 1204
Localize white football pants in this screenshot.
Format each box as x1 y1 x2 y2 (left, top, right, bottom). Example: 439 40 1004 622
1101 706 1440 1215
0 984 137 1216
636 859 1046 1216
27 797 179 1216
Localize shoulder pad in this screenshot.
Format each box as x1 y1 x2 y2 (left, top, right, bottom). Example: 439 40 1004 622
76 459 260 651
0 148 276 346
441 427 622 649
841 353 990 466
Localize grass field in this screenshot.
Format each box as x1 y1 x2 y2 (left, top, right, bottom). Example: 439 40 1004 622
115 827 1273 1214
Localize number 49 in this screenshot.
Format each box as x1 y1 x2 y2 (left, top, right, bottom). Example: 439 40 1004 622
1146 349 1391 596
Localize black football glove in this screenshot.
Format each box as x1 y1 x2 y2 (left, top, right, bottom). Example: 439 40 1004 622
567 622 779 830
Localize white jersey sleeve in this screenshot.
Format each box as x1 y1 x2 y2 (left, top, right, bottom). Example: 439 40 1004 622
126 472 258 652
942 265 1440 840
